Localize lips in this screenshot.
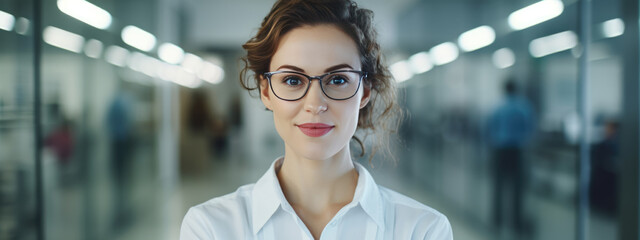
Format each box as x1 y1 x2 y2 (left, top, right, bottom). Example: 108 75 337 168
296 123 334 137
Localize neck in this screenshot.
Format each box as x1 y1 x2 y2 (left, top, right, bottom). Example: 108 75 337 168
277 145 359 214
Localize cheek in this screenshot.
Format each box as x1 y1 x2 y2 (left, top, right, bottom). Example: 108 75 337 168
338 99 363 131
271 101 300 132
349 90 365 120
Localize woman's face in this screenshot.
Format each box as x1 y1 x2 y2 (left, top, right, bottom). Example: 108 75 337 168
260 24 370 161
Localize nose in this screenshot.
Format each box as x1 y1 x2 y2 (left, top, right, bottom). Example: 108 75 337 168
303 80 328 114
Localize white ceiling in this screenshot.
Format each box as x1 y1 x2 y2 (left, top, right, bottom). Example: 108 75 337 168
183 0 418 51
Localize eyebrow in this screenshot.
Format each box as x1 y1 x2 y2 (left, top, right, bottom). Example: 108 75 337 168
276 63 354 73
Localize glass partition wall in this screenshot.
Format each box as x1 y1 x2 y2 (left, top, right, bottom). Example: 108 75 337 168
0 0 37 239
384 0 636 239
1 0 211 239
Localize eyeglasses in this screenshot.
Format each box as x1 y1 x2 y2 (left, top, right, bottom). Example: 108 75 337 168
263 70 367 101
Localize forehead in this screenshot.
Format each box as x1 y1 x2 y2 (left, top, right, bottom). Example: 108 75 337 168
270 24 361 73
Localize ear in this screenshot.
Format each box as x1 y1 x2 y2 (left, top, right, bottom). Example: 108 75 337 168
359 83 371 109
260 76 273 110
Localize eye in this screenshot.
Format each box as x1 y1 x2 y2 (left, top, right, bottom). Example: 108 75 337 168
283 76 304 86
327 75 348 85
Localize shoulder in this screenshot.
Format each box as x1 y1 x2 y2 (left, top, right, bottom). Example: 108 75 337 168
180 184 255 240
379 186 453 240
379 186 446 221
192 184 254 217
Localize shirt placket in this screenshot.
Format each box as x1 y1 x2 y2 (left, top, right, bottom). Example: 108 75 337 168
296 217 314 240
281 206 314 240
319 218 339 240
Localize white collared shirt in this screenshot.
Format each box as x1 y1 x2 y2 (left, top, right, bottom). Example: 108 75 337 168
180 158 453 240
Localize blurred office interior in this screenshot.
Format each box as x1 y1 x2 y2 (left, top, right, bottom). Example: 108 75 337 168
0 0 638 239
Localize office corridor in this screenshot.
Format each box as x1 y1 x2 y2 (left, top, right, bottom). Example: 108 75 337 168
1 0 638 239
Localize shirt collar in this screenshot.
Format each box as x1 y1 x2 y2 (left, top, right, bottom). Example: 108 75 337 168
353 161 385 229
251 157 286 235
250 158 385 235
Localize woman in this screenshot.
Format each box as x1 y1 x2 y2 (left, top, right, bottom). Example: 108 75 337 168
180 0 452 239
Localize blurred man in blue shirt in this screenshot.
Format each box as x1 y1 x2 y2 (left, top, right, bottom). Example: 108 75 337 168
107 91 134 231
488 79 535 236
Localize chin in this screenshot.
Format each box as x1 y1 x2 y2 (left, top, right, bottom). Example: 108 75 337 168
292 141 343 161
298 145 336 160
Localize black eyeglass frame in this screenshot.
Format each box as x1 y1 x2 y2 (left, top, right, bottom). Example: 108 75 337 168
263 70 367 101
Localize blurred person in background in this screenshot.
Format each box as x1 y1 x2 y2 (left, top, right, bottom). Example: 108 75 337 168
589 119 619 216
44 117 75 185
180 0 452 239
181 90 219 174
487 78 535 236
43 103 77 186
107 90 134 230
44 108 75 166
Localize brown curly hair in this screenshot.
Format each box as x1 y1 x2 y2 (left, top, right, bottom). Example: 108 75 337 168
239 0 402 163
